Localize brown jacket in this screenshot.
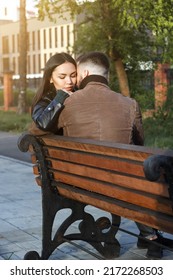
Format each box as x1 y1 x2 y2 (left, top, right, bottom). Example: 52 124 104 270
58 76 144 145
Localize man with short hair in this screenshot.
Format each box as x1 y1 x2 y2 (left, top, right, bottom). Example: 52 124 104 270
58 51 173 259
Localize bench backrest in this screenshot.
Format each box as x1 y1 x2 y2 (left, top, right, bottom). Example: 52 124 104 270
23 134 173 234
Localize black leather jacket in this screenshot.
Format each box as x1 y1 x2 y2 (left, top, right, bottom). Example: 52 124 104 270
32 90 69 133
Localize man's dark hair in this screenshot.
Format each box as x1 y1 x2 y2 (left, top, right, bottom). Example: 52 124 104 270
77 52 110 79
77 51 110 70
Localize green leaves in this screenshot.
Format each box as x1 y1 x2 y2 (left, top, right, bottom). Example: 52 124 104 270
36 0 173 95
36 0 173 62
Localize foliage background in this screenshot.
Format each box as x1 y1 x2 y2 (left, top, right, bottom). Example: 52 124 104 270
1 0 173 149
0 84 173 149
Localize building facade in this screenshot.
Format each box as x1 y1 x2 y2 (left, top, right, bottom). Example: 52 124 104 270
0 10 77 88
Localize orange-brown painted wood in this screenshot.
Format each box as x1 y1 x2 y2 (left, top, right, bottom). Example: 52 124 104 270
29 135 173 234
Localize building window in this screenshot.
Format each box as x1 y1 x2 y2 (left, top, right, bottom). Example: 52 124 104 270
67 25 70 47
3 57 9 72
33 54 36 73
44 53 47 65
49 28 52 48
17 56 20 74
44 29 46 49
55 27 58 47
4 7 7 16
13 57 16 72
26 32 29 51
12 35 15 52
73 23 77 42
27 55 30 74
32 31 35 50
38 30 40 49
38 54 41 72
17 34 19 52
2 36 9 54
61 26 64 47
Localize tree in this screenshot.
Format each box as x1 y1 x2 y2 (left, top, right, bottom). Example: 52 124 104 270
36 0 173 96
18 0 27 114
114 0 173 62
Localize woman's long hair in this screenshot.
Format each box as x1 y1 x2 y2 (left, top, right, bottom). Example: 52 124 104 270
31 52 76 112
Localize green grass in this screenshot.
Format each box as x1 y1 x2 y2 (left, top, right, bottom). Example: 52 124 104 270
143 112 173 148
0 89 35 107
0 111 32 133
0 86 172 148
0 108 172 149
0 88 34 133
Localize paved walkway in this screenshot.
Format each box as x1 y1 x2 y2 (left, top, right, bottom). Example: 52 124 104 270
0 140 173 260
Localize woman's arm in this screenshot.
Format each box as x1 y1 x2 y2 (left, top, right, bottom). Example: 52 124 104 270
32 90 69 132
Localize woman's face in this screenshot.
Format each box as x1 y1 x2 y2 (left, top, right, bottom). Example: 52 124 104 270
50 62 77 92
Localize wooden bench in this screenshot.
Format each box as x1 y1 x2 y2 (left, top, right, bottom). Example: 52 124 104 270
18 132 173 260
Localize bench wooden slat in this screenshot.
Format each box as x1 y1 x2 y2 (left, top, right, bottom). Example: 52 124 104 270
31 153 37 162
49 159 168 197
35 176 41 186
41 135 173 160
32 164 172 215
17 133 173 260
51 171 172 215
33 165 39 176
45 147 145 177
57 183 173 234
32 157 169 198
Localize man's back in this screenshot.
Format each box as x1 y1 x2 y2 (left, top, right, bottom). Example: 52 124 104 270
58 51 169 259
58 80 143 145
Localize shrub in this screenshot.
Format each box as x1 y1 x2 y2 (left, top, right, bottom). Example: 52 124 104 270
0 88 35 107
0 111 31 133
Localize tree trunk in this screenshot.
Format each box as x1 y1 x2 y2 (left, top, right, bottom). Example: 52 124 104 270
18 0 27 114
114 58 130 97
